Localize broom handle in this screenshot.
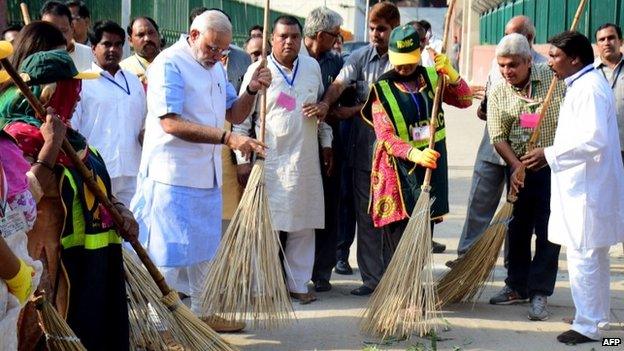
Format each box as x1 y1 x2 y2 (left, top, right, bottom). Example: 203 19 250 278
527 0 588 151
423 0 456 187
20 2 31 25
0 58 172 296
258 0 270 143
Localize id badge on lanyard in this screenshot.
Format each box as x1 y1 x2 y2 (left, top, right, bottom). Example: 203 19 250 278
0 165 28 238
271 55 299 112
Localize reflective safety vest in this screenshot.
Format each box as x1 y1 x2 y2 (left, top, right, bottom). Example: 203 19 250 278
361 66 450 222
364 66 446 149
59 148 122 250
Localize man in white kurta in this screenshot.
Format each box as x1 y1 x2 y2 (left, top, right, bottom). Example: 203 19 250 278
131 11 269 331
234 16 332 303
542 31 624 344
72 22 146 206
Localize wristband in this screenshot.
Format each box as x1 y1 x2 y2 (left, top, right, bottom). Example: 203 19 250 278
246 85 258 96
220 130 228 144
34 159 54 171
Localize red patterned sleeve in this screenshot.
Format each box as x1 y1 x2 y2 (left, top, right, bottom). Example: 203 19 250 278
442 78 473 108
371 99 412 160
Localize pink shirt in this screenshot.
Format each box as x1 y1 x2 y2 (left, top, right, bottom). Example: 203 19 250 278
0 137 30 197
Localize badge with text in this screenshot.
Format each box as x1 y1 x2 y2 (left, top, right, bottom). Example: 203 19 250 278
412 125 431 141
0 207 28 239
520 112 540 129
276 91 296 111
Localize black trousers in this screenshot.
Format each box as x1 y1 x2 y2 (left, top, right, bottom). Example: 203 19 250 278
336 120 357 261
335 164 356 261
354 167 437 289
505 166 560 297
312 163 341 282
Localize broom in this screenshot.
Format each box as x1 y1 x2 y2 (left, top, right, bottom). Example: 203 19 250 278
0 41 236 350
34 294 86 351
436 181 521 306
123 250 184 351
201 0 294 329
435 0 589 307
360 0 456 339
20 2 31 25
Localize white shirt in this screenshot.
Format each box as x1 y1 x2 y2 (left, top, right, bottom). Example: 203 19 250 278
141 36 237 189
544 65 624 249
72 62 146 178
234 54 331 232
69 42 94 71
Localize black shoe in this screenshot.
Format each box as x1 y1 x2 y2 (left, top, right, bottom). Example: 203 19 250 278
334 259 353 275
313 279 332 292
556 330 597 344
350 285 374 296
432 240 446 253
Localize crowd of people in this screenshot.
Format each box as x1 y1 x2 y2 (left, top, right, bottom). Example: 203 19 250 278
0 0 622 349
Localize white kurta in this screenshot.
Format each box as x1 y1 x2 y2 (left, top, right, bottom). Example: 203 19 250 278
235 55 331 232
544 65 624 250
72 63 146 179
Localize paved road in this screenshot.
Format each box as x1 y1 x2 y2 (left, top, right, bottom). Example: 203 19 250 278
223 104 624 351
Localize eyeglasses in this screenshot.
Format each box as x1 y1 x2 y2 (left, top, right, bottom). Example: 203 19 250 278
207 44 230 57
322 31 340 38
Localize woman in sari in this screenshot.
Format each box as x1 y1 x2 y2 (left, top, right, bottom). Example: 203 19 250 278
0 21 136 350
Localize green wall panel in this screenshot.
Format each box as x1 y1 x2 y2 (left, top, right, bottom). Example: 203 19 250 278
478 0 621 44
7 0 304 48
513 0 524 16
548 0 565 41
566 0 589 35
589 0 618 39
535 0 549 43
524 0 536 23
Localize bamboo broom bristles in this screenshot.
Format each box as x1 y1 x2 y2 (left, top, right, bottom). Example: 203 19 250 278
436 201 513 306
35 296 86 351
123 249 186 351
201 160 294 329
361 194 440 339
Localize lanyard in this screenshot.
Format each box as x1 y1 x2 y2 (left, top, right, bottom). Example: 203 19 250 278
400 82 422 115
135 55 147 71
103 70 130 95
513 80 537 104
567 66 594 87
270 55 299 88
600 61 623 90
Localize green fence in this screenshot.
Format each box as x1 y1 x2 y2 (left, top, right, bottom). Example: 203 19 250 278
479 0 624 44
7 0 304 47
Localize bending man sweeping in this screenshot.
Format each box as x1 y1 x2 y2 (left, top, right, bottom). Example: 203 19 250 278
132 10 270 332
487 33 565 321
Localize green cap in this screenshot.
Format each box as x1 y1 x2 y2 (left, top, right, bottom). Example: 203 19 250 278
10 49 98 85
388 25 422 66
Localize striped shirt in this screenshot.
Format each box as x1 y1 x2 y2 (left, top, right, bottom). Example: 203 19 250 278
487 63 565 156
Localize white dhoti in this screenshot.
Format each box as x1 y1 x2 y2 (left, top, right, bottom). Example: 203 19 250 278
567 246 611 340
283 229 315 294
111 175 137 207
160 260 211 316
